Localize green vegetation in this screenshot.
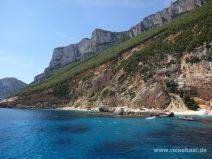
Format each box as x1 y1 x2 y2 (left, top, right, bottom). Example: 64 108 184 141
123 1 212 78
20 27 165 95
185 56 201 64
100 87 116 99
166 80 199 110
179 90 199 110
53 83 69 98
20 1 212 96
123 47 152 74
207 51 212 61
166 80 179 94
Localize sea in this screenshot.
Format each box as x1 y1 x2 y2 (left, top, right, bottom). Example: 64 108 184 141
0 108 211 159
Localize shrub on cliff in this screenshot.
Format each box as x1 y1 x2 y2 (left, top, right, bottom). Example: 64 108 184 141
166 80 179 93
53 83 69 98
165 80 199 110
179 90 199 110
100 87 116 99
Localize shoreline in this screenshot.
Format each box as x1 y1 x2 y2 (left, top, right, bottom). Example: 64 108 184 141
56 106 212 116
1 105 212 116
174 109 212 116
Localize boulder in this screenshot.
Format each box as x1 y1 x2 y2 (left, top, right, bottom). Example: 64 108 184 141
115 108 125 115
99 105 110 112
166 112 175 117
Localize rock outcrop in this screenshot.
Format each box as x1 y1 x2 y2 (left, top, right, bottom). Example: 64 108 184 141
34 0 207 83
49 29 129 70
34 29 129 83
129 0 207 37
0 78 27 100
132 83 171 109
177 43 212 107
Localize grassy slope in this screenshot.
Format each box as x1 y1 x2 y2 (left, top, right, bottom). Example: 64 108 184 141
20 1 212 96
21 28 165 95
123 0 212 76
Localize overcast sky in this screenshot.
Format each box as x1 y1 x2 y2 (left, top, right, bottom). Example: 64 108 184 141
0 0 174 83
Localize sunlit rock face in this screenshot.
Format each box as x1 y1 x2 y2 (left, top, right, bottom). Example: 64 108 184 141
34 29 129 83
177 43 212 106
129 0 207 37
34 0 207 83
48 29 129 70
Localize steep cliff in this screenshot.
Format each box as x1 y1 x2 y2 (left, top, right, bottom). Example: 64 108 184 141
2 1 211 111
34 29 129 83
34 0 207 83
129 0 207 37
0 78 27 100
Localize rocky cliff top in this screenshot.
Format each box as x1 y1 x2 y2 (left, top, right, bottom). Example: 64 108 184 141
34 29 129 83
129 0 207 37
34 0 207 83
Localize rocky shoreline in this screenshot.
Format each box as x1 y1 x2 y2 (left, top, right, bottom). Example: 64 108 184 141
57 105 212 117
58 106 172 117
0 104 211 117
0 96 211 117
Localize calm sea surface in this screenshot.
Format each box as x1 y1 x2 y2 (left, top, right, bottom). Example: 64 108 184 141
0 108 211 159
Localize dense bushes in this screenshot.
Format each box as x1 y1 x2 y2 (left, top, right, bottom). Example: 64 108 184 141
166 80 179 93
53 83 69 98
179 90 199 110
100 87 116 99
185 56 201 64
207 52 212 61
123 47 153 74
166 80 199 110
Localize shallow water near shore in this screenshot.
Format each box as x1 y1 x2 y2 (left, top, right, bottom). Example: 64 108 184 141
0 108 211 159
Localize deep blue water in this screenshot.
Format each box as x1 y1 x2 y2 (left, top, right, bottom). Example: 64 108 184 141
0 108 211 159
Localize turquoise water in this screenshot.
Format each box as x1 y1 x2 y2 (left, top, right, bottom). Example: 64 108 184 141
0 108 211 159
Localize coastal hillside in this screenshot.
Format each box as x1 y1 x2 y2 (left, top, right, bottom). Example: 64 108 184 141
1 0 211 111
0 78 27 100
34 0 207 83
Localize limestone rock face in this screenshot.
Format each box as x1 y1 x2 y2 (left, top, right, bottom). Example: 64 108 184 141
132 83 171 109
34 29 129 83
34 0 207 83
47 29 128 70
49 45 79 69
0 78 27 100
177 43 212 105
92 29 126 46
129 0 207 37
